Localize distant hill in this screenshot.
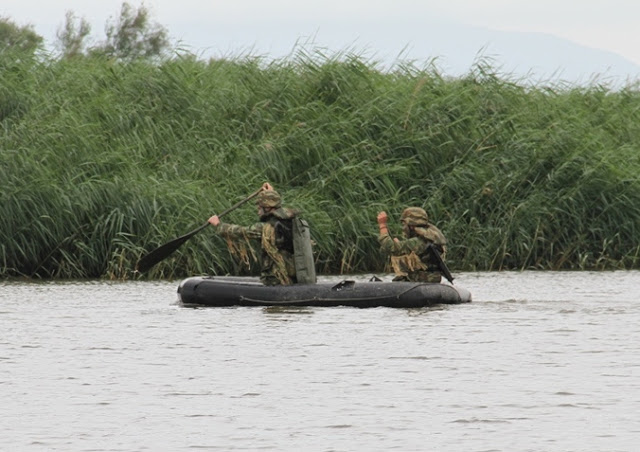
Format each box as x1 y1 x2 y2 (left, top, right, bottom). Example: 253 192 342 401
181 18 640 86
14 8 640 87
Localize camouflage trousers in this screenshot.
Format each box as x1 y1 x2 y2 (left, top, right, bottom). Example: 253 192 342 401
392 271 442 283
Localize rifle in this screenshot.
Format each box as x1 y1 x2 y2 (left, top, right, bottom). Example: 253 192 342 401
427 243 455 284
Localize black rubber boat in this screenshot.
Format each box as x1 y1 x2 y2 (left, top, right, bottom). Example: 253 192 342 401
177 276 472 308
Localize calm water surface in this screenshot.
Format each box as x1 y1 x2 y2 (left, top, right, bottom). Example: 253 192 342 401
1 271 639 451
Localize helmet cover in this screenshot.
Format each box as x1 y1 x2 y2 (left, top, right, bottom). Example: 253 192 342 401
256 190 282 208
400 207 429 226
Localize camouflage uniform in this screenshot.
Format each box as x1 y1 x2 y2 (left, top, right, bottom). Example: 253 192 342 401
216 190 297 286
378 207 447 283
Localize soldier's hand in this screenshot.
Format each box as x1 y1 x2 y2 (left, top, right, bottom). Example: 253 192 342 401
208 215 220 227
377 211 388 226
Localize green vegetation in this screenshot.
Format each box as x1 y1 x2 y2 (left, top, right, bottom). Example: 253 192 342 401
2 8 640 280
0 17 43 56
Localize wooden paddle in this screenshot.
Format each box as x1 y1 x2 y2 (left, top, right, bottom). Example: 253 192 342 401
136 187 264 273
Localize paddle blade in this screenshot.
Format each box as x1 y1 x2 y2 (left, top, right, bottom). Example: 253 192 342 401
137 223 209 272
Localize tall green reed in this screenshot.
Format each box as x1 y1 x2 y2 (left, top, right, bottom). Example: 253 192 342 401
2 50 639 279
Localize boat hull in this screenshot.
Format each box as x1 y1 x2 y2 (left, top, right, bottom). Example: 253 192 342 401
177 276 472 308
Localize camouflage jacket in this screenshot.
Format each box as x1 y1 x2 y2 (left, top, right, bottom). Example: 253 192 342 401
378 224 447 283
216 208 297 286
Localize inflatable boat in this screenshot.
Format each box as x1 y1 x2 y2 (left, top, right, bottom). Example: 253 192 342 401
177 276 472 308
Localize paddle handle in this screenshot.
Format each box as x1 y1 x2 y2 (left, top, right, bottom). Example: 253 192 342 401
216 186 265 219
178 186 266 239
136 186 266 273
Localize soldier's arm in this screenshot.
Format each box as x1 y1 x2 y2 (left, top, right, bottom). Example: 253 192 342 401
377 211 396 254
379 235 426 255
217 222 263 240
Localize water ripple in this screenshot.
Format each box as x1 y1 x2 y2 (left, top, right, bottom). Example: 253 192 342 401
1 273 639 451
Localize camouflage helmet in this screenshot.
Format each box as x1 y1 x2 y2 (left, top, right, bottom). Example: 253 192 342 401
256 190 282 208
401 207 429 226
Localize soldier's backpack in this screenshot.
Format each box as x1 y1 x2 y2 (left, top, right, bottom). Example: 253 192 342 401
292 217 316 284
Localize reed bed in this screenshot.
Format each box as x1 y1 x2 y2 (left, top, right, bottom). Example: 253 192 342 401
2 50 640 279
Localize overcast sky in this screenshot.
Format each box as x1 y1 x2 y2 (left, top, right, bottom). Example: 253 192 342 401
2 0 639 84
